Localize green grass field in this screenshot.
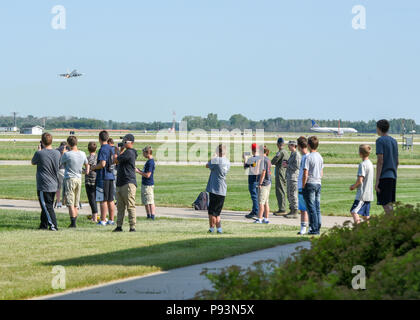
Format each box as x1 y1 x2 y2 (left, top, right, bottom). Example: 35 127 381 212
0 210 302 300
0 165 419 216
1 140 420 164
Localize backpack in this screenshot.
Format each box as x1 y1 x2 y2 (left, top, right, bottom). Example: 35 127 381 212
193 192 209 211
105 147 115 173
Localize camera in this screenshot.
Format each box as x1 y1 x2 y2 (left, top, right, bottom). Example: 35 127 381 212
118 142 124 148
39 141 45 150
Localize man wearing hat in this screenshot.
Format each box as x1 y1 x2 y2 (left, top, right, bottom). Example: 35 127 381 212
271 137 289 215
243 143 261 219
284 140 301 219
113 134 138 232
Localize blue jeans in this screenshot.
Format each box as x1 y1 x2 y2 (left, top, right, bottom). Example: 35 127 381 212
248 181 259 214
302 183 322 233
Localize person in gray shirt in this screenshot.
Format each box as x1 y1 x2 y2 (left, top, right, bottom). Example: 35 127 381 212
31 133 61 231
302 136 324 235
60 136 89 228
206 144 230 234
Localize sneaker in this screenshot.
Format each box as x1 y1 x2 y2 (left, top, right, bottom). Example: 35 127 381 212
217 228 223 234
106 220 115 226
129 228 136 232
56 202 62 209
245 212 258 219
113 227 123 232
254 219 263 224
273 211 287 216
147 214 151 219
307 231 320 235
79 202 83 209
262 219 270 224
97 221 107 226
208 228 215 233
150 215 155 221
49 226 58 231
284 212 299 219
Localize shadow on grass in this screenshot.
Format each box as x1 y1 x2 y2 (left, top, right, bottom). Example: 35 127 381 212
44 236 306 270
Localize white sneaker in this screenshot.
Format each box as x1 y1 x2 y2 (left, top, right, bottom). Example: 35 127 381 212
56 202 62 209
254 219 262 224
106 220 115 226
97 221 106 226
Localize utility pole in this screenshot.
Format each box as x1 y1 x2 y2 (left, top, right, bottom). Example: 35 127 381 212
12 112 18 128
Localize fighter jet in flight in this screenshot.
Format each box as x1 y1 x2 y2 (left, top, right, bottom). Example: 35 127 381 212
58 69 83 79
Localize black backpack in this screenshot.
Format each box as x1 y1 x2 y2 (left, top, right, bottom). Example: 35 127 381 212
193 192 209 211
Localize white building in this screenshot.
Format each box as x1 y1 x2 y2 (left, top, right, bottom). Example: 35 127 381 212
22 126 44 135
0 126 19 132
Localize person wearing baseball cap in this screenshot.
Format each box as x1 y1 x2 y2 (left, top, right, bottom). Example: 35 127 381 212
113 134 138 232
271 137 289 215
243 143 261 219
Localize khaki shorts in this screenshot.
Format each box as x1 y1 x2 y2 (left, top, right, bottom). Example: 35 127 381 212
141 185 154 205
258 184 271 205
63 178 82 207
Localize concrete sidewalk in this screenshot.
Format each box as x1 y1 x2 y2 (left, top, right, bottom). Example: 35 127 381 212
0 198 352 228
37 241 310 300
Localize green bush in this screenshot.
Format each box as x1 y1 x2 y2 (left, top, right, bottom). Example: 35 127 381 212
197 204 420 300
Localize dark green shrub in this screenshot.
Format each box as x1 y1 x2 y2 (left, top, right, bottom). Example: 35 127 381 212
197 204 420 300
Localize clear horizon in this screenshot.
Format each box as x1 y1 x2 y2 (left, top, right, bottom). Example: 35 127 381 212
1 1 419 123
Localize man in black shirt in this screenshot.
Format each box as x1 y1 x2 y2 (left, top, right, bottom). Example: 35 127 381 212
113 134 138 232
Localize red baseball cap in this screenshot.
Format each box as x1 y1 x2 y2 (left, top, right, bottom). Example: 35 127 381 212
251 143 257 151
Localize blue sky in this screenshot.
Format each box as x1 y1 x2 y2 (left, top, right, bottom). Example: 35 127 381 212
0 1 419 123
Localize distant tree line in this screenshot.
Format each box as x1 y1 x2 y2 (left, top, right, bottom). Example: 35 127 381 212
0 114 417 134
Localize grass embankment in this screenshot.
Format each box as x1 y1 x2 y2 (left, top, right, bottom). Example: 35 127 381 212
0 210 302 300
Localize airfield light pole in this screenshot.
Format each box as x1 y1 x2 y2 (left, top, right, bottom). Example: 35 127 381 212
12 112 18 128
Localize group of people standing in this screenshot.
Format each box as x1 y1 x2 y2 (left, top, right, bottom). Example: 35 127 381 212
32 130 156 232
204 119 399 236
32 119 399 235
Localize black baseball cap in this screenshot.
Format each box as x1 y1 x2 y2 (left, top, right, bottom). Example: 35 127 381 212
123 134 135 143
277 137 285 145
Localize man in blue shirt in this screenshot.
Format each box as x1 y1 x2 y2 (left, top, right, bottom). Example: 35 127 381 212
375 119 399 214
92 130 116 226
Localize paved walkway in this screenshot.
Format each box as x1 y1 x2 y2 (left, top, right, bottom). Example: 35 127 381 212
0 199 351 228
36 241 310 300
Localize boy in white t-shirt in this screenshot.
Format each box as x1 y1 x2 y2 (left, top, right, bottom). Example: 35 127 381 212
349 145 374 224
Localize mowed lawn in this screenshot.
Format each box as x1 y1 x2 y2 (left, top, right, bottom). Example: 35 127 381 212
2 140 420 165
0 210 302 300
0 165 419 216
